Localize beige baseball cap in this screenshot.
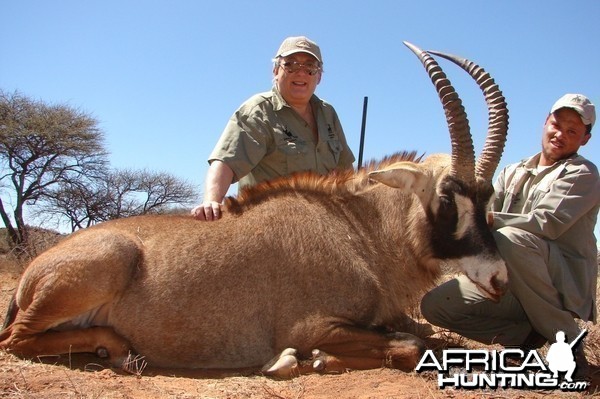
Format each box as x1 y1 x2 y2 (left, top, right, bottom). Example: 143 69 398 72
275 36 322 63
550 93 596 128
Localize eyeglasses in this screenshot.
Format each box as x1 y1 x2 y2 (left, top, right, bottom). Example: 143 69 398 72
279 61 322 76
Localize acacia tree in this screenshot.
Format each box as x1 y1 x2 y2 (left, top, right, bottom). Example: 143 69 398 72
37 177 112 231
41 169 198 231
104 169 198 218
0 90 107 248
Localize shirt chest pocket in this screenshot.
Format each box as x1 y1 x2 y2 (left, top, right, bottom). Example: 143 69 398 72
529 167 563 208
274 137 310 174
529 185 551 209
279 139 308 155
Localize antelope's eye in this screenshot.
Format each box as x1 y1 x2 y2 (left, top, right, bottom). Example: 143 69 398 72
439 195 454 208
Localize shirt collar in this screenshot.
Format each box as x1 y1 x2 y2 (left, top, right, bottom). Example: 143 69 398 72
523 152 580 172
523 153 541 171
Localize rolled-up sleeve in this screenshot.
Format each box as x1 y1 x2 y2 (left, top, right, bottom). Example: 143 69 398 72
209 105 271 183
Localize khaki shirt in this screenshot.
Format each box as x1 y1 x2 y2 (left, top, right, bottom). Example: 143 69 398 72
491 153 600 321
209 88 355 190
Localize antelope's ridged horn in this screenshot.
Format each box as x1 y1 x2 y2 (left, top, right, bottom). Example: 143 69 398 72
403 41 475 184
427 50 509 183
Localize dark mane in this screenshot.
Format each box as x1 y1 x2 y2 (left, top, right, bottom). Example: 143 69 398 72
224 151 423 215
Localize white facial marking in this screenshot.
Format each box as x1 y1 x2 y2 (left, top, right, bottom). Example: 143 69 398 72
454 193 475 240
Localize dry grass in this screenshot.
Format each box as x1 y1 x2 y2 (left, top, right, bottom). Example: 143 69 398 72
0 227 64 263
122 353 148 378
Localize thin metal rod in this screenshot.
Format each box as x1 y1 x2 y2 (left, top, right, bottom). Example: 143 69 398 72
357 96 368 170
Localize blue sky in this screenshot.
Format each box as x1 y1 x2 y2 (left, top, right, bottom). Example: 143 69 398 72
2 1 599 237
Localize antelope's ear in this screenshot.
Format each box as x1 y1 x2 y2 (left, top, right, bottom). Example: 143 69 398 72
369 163 432 203
369 162 427 190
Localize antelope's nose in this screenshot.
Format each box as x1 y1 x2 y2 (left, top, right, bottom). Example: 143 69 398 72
491 272 508 297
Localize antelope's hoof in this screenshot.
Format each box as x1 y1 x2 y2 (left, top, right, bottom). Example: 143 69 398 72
262 348 299 378
311 349 328 372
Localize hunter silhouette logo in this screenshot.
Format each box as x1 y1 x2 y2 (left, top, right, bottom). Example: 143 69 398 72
546 330 586 383
416 329 589 391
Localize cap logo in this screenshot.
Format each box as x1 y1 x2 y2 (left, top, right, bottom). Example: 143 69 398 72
572 95 585 105
295 40 311 49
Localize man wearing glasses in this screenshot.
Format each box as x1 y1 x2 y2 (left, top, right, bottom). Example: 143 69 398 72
192 36 355 221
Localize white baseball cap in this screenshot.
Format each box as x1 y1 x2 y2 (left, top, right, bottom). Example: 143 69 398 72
275 36 322 63
550 93 595 128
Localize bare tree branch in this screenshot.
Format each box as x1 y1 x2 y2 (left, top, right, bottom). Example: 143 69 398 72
40 169 198 231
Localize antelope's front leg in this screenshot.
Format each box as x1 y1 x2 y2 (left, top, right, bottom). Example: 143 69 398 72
261 327 425 378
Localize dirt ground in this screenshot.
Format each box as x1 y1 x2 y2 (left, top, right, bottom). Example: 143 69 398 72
1 256 599 399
